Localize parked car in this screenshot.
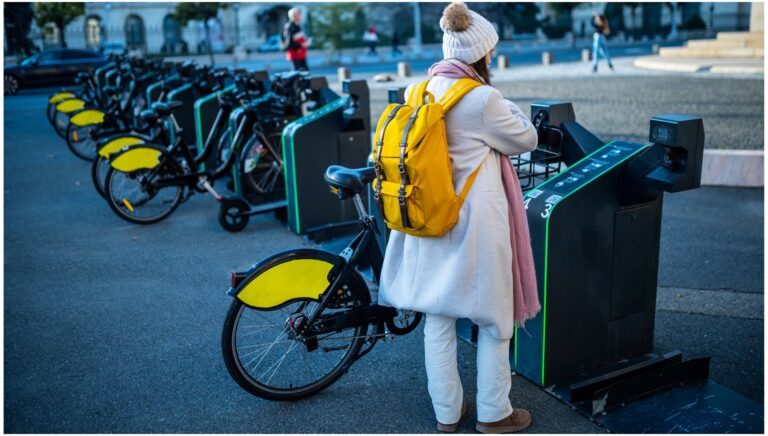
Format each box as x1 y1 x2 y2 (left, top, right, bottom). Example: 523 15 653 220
4 48 109 95
257 35 283 53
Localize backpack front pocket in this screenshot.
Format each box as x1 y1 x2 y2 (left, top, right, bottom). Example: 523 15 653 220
375 180 426 230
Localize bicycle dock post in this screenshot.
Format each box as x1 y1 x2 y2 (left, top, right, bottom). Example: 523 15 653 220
193 84 238 170
282 79 371 242
166 83 198 155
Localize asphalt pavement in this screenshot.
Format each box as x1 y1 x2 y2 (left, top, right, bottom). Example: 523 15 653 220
4 71 764 433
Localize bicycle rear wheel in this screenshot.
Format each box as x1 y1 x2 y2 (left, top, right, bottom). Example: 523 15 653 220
104 158 183 224
53 110 70 138
66 123 98 161
222 260 371 401
91 156 109 198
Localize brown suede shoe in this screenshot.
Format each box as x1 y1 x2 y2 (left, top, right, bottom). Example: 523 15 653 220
437 400 468 433
476 408 532 434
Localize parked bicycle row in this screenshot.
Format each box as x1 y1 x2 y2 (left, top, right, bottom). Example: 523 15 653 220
45 55 363 232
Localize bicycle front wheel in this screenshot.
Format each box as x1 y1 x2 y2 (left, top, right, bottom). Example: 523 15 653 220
104 159 183 224
240 132 284 194
222 264 371 401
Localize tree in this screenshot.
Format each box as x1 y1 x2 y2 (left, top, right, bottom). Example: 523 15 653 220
5 3 36 56
34 3 84 48
310 3 365 57
175 2 227 65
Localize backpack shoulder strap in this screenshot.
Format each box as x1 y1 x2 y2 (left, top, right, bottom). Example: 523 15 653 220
438 78 483 112
407 79 431 106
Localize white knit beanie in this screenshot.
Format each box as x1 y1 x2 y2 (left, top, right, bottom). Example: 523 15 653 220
440 3 499 64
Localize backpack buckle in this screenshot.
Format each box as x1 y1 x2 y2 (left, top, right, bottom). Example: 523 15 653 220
398 195 406 206
398 164 405 174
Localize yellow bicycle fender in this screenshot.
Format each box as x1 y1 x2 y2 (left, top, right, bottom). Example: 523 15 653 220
237 259 334 309
98 136 145 158
110 148 162 172
55 99 85 114
70 109 106 127
49 92 75 104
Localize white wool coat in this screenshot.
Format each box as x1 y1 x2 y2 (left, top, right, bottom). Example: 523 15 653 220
378 76 538 340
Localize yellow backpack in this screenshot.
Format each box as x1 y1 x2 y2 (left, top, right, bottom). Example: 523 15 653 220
372 78 482 237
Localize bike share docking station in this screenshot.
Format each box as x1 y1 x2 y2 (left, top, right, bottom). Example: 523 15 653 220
282 79 372 242
444 101 762 433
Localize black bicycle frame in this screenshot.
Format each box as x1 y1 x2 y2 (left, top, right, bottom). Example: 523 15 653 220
302 205 389 336
151 111 251 189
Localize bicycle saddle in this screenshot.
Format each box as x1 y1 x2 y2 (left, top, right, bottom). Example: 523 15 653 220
324 166 376 196
150 101 183 116
140 109 159 125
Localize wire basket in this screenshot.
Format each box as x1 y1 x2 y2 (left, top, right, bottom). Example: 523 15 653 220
512 125 564 192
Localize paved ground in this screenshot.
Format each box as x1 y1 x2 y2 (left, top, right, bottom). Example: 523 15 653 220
363 57 764 151
4 69 764 432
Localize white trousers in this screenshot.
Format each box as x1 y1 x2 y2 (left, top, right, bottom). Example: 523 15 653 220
423 314 514 424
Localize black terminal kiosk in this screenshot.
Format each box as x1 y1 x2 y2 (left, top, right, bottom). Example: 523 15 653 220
514 102 705 388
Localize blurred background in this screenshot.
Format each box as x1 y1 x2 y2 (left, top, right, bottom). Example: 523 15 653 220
3 2 755 61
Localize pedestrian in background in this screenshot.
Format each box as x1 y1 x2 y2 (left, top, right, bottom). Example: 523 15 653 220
282 7 311 71
391 29 402 56
379 2 539 434
592 13 614 73
363 26 379 55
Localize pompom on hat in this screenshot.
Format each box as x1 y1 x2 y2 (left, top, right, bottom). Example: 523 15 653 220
440 2 499 64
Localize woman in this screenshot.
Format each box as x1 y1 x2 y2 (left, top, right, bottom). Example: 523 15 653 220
592 13 614 73
282 7 311 71
379 2 538 434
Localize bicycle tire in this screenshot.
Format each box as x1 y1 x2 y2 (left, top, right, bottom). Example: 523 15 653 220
103 155 183 225
222 252 371 401
65 123 98 161
240 131 284 195
91 155 109 198
53 110 70 139
46 102 57 125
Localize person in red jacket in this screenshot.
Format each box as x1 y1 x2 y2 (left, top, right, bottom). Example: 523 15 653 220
282 7 311 71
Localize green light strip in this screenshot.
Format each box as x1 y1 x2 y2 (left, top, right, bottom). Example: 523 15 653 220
541 221 550 386
514 326 518 367
229 108 244 195
536 141 651 387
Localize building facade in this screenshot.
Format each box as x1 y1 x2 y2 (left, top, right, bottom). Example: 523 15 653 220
16 2 757 56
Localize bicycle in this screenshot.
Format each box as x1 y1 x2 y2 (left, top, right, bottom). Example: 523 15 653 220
102 88 282 224
90 69 237 198
221 164 422 400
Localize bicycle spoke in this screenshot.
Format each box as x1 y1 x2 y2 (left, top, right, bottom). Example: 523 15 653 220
262 340 300 385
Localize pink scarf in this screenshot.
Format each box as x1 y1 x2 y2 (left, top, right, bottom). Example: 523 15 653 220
500 157 540 327
430 60 540 327
428 58 487 84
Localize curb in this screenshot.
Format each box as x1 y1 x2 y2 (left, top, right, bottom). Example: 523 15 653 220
701 149 763 187
633 55 765 74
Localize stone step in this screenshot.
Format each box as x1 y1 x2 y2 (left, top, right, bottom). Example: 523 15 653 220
716 31 764 42
687 39 763 49
659 46 763 58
